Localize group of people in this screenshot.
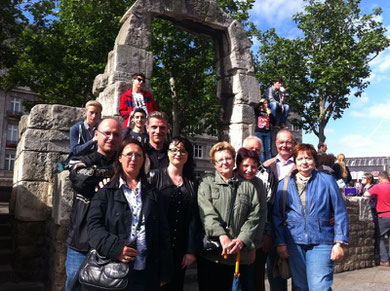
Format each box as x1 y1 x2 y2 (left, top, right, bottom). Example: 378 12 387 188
63 73 353 291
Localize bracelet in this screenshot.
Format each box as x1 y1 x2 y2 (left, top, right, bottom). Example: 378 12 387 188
334 242 342 247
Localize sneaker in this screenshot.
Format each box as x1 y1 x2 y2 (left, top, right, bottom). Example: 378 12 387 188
379 262 390 267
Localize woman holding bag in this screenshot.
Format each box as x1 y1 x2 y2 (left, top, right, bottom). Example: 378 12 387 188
197 142 260 291
87 138 172 290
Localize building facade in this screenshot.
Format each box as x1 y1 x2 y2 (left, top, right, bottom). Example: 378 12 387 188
346 156 390 180
0 87 39 200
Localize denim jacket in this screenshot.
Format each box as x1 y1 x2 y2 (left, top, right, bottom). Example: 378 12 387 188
273 170 349 246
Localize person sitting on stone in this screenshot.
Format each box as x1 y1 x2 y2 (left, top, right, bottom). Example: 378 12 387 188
69 100 102 158
263 77 289 127
122 107 148 145
119 72 158 129
65 118 122 291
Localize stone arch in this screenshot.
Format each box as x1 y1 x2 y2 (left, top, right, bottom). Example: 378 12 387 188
92 0 260 149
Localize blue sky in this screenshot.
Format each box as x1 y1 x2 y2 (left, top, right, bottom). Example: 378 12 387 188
249 0 390 157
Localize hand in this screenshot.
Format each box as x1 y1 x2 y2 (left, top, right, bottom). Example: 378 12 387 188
181 254 196 269
276 245 289 259
247 248 256 264
227 239 244 255
95 178 111 192
219 235 232 257
117 245 137 263
160 282 167 287
262 235 273 253
331 245 344 261
281 105 285 112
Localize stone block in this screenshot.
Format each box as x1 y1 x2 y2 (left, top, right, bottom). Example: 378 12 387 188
230 103 255 124
13 181 53 221
97 82 129 118
112 45 153 77
17 128 70 154
117 12 152 49
231 73 261 105
358 197 373 221
14 151 62 183
19 114 29 137
228 123 253 150
28 104 84 131
92 73 108 96
52 171 73 225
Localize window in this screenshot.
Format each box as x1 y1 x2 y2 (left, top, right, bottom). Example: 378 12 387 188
9 97 21 113
193 144 203 159
7 125 18 142
5 154 15 171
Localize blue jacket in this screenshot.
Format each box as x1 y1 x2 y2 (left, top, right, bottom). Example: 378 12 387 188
273 170 349 245
69 120 97 157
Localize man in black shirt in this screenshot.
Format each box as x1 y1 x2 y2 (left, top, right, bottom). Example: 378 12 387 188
145 111 169 171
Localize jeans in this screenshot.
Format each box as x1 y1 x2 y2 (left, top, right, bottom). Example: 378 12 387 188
287 244 333 291
255 132 272 162
65 247 87 291
266 247 287 291
269 102 289 124
378 217 390 262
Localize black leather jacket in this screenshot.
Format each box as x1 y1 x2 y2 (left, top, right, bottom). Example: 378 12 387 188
66 151 115 251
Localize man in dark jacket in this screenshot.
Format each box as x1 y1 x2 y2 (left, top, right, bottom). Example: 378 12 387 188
65 118 122 291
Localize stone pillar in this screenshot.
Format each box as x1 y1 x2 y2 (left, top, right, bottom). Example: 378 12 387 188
10 105 83 284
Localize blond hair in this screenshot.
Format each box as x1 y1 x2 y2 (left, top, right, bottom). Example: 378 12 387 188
337 154 348 179
85 100 102 111
209 142 236 162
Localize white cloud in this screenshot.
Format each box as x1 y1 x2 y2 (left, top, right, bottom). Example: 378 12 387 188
325 128 335 134
350 98 390 119
335 133 390 157
250 0 304 28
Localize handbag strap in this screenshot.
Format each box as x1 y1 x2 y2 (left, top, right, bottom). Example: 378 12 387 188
282 175 290 228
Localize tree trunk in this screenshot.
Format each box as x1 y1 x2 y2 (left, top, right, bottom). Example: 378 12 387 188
169 74 180 136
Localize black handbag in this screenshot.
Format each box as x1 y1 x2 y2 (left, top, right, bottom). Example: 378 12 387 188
78 249 129 291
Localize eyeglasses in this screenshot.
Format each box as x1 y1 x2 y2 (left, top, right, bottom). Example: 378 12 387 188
136 78 145 83
168 148 188 156
214 157 233 165
96 129 121 139
121 153 143 160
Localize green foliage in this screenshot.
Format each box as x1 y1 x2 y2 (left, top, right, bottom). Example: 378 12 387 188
254 0 390 142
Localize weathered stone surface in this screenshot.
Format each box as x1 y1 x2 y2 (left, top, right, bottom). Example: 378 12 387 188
52 171 73 225
230 103 255 124
14 151 63 183
113 45 154 77
28 104 84 131
116 12 152 49
18 128 70 153
97 82 131 117
232 73 261 105
13 181 53 221
92 73 108 96
228 123 251 150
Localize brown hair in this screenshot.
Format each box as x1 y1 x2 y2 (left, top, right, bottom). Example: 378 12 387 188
132 73 146 80
209 142 235 162
236 147 260 168
292 143 318 166
363 173 374 184
147 111 168 123
318 154 336 167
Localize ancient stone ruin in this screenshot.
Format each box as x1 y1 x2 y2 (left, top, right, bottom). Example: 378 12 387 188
92 0 260 150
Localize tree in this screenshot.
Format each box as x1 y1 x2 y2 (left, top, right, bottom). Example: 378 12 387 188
254 0 390 143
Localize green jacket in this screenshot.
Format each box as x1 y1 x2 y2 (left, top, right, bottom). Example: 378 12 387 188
197 172 260 265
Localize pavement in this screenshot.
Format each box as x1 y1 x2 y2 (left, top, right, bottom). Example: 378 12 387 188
184 265 390 290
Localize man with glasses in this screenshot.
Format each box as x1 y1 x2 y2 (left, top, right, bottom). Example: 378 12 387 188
146 111 170 172
65 118 122 291
262 129 296 291
119 72 157 128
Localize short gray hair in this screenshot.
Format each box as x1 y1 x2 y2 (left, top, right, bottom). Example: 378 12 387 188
243 136 263 148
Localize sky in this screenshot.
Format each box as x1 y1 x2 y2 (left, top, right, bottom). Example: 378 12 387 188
249 0 390 158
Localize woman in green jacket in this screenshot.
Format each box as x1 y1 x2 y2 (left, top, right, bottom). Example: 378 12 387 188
197 142 261 291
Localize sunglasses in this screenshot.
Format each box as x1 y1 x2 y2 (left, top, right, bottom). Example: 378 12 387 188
136 78 145 83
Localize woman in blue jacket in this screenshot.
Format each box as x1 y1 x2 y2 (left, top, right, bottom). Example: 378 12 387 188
273 143 349 291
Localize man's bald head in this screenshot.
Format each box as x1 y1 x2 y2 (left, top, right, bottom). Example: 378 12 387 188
243 136 263 157
95 118 122 158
